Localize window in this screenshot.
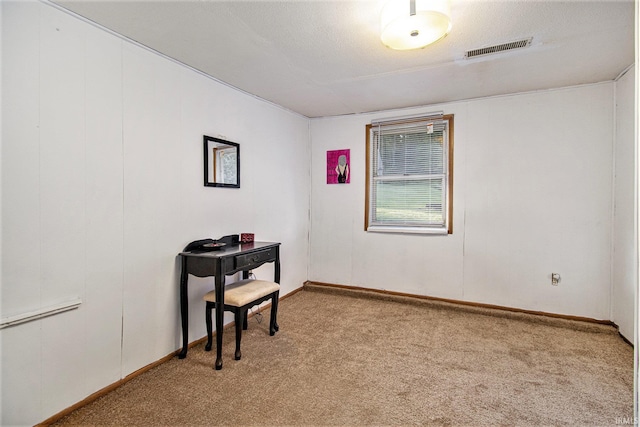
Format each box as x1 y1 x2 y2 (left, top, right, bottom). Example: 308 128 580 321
215 147 237 185
365 114 453 234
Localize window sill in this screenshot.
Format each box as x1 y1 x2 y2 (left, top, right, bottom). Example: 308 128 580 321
366 225 449 235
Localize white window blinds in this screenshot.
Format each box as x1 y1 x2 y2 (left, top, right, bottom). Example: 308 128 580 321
368 117 451 234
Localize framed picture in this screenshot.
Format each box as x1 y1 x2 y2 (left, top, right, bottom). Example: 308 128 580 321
327 149 350 184
204 135 240 188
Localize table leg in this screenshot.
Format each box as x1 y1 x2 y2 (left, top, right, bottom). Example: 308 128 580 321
179 256 189 359
215 274 225 370
274 249 281 331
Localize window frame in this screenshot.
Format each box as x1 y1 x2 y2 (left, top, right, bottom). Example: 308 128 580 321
365 114 454 235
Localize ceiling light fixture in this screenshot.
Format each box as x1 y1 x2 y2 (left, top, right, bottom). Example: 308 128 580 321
380 0 451 50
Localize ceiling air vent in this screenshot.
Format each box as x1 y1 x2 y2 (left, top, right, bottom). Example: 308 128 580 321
464 38 532 59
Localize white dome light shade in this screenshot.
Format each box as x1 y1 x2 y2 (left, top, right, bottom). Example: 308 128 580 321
380 0 451 50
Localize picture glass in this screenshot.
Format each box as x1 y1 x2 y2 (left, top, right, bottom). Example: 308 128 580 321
204 135 240 188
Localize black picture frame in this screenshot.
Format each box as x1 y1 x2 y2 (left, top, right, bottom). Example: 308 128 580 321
203 135 240 188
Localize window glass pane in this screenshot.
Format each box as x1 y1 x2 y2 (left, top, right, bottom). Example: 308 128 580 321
376 127 444 177
372 178 444 225
216 149 237 185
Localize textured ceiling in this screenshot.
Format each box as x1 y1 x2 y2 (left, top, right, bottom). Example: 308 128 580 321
53 0 635 118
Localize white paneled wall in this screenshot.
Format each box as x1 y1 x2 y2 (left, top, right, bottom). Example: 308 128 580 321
2 0 40 327
310 83 618 321
462 85 614 319
612 66 636 343
37 6 99 418
3 2 46 422
121 43 185 376
83 19 125 389
1 1 310 425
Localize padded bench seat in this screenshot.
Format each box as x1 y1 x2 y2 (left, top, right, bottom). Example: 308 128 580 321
204 279 280 306
203 279 280 362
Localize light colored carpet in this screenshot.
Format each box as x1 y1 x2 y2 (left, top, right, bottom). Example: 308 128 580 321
53 284 633 426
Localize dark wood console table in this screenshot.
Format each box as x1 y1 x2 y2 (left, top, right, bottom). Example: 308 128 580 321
178 241 281 369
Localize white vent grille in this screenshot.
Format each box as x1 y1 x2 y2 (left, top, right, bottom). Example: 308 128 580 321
465 38 532 59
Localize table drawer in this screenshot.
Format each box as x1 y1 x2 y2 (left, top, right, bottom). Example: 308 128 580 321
234 247 276 270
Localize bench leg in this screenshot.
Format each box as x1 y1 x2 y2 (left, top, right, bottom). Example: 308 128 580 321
243 310 249 330
270 291 280 335
234 309 243 360
205 302 213 351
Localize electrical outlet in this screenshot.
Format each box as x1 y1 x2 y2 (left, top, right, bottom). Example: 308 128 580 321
551 273 560 286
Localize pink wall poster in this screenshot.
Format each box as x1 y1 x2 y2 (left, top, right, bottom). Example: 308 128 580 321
327 149 350 184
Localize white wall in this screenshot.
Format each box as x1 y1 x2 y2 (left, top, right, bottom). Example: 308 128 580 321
612 65 636 344
1 1 310 425
310 83 616 321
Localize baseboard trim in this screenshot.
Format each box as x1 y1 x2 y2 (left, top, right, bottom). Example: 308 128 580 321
619 332 634 347
304 280 617 327
37 285 304 426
